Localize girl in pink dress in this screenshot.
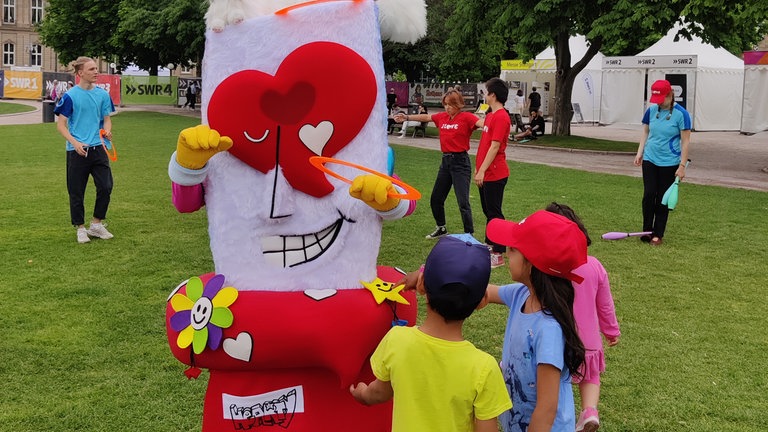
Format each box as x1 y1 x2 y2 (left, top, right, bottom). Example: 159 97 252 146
546 203 621 432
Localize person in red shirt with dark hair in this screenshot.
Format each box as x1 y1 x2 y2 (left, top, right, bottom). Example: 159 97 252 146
474 78 511 268
395 89 483 240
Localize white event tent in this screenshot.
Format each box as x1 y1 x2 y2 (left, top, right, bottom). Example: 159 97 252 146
740 51 768 134
500 35 604 120
600 25 744 131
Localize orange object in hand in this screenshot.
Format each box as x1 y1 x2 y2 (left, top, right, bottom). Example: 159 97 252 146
99 129 117 161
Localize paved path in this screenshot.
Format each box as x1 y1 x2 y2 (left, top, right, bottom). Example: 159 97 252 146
394 124 768 192
2 100 766 191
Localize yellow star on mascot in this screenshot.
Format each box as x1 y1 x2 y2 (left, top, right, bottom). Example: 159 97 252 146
164 1 427 431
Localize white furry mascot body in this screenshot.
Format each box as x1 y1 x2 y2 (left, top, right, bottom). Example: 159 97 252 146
165 1 426 431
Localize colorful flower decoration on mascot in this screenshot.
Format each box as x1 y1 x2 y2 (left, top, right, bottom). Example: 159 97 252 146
170 274 238 354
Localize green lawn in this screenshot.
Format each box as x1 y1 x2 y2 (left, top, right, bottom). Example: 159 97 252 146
1 111 766 431
0 100 37 115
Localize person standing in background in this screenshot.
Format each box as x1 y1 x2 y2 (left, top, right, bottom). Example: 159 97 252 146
527 86 541 116
184 81 199 111
54 56 116 244
395 90 481 239
634 79 691 246
474 78 511 269
511 89 525 132
387 87 398 112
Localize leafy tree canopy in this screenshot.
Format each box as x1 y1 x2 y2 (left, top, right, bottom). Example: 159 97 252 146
39 0 205 73
426 0 768 135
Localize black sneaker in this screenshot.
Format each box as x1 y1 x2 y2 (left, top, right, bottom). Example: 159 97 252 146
425 226 448 239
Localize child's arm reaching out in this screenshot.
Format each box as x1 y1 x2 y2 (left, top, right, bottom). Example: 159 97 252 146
486 284 503 305
349 379 393 406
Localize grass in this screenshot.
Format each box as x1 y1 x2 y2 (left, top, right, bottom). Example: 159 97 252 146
1 111 767 431
0 101 37 115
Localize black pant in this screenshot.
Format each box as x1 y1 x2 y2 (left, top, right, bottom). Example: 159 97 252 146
641 160 677 238
479 177 508 253
512 113 524 132
184 94 197 110
67 147 113 226
430 152 474 233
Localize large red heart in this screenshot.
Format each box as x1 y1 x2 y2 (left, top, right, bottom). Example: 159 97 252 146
208 42 377 198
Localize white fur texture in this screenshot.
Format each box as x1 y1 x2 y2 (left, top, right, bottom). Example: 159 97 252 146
377 0 427 43
200 1 388 292
205 0 426 43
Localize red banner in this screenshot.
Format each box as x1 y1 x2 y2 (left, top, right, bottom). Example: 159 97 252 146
96 74 122 105
743 51 768 65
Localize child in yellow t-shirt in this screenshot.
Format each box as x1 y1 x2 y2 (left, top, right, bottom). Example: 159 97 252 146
350 236 512 432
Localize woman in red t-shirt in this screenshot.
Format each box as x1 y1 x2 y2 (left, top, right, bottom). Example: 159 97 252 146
395 89 482 239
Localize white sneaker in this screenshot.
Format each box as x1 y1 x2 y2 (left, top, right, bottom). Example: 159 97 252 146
87 222 114 240
490 252 505 269
76 227 90 244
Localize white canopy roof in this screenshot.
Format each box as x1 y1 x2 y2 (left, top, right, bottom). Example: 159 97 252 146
637 25 743 70
536 35 604 70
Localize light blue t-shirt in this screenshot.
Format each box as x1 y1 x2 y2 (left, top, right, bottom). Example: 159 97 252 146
53 86 115 151
641 103 691 167
498 283 575 432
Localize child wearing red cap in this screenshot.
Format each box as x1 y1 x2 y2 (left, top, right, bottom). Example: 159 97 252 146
484 210 588 432
350 236 512 432
545 203 621 432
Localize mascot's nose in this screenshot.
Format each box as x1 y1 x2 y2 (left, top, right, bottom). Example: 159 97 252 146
268 166 297 219
276 0 364 15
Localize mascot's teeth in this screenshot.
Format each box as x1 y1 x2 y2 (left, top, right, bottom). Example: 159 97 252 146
261 218 343 268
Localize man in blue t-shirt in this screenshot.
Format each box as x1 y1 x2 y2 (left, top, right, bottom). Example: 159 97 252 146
54 56 116 244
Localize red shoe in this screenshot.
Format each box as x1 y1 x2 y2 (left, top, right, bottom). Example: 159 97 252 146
650 237 663 246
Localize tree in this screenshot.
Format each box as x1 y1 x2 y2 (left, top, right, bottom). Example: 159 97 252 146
38 1 121 65
116 0 206 74
39 0 205 74
443 0 768 135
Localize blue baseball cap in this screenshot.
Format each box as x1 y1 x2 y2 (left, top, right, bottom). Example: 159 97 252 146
423 236 491 305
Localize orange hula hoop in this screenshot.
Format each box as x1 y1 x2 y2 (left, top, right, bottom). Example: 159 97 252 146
99 129 117 162
309 156 421 200
275 0 364 15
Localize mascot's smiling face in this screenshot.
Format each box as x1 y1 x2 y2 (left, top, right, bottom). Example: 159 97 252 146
208 42 377 199
199 1 390 292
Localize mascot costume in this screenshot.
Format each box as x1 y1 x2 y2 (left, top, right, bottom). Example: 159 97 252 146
165 1 427 431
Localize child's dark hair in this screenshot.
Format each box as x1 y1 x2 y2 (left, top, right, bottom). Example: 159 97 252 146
545 202 592 246
530 268 585 377
485 77 508 104
426 282 483 322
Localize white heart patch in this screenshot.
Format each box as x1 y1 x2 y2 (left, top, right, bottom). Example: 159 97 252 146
299 121 334 155
304 288 337 301
223 332 253 362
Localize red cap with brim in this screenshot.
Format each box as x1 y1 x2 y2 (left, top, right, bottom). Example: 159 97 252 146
487 211 588 283
649 80 672 104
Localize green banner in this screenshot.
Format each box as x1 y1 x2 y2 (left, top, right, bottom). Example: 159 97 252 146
121 75 178 105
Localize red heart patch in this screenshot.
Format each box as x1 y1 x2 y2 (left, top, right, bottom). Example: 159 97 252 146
208 42 377 198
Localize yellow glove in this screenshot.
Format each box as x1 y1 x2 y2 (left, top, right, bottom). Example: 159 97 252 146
175 125 234 170
349 174 400 212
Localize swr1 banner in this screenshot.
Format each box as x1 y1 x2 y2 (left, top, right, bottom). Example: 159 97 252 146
3 70 44 100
